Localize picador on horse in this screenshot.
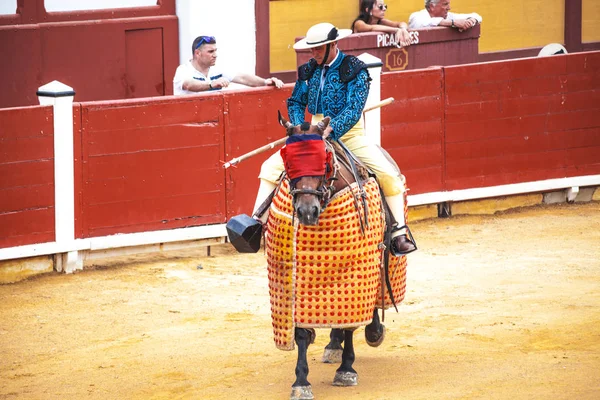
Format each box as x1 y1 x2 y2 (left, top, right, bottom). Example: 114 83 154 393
227 22 418 400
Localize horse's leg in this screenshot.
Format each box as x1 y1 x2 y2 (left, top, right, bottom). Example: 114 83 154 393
333 329 358 386
365 308 386 347
290 328 315 400
322 328 344 363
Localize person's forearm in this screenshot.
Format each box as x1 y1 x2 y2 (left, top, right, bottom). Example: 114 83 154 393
438 18 454 27
182 79 211 92
234 73 267 87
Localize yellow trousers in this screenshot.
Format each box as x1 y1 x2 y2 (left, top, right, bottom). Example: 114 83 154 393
258 115 405 196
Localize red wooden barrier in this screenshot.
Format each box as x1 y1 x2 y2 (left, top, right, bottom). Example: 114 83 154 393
79 95 226 238
0 0 178 108
443 51 600 190
381 68 445 194
1 52 599 254
223 87 292 217
0 105 55 247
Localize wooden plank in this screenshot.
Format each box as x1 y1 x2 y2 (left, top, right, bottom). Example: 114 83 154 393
86 191 225 236
383 120 442 147
446 114 547 143
402 167 444 195
564 72 600 92
566 51 600 74
546 108 600 132
0 160 54 190
446 150 567 181
0 208 54 245
0 106 53 139
86 146 222 181
387 144 442 170
86 124 222 156
86 165 223 205
83 97 222 131
382 68 443 99
445 96 553 124
0 136 54 164
0 185 54 213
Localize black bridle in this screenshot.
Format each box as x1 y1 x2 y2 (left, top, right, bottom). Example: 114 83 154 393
289 145 337 211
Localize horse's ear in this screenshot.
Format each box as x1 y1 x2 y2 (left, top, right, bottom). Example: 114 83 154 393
278 110 292 128
321 116 331 127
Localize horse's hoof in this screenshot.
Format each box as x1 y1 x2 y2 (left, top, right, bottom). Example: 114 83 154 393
365 324 386 347
321 348 342 364
290 385 314 400
332 371 358 386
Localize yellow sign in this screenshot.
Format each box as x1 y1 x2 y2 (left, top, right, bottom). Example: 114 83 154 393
385 48 409 71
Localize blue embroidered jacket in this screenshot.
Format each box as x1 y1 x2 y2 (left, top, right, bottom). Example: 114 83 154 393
287 51 370 141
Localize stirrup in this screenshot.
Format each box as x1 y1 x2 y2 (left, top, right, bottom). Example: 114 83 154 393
391 224 418 256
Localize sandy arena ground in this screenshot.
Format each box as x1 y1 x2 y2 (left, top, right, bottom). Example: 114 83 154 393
1 201 599 400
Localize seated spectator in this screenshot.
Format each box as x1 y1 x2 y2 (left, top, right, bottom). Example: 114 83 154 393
409 0 482 31
173 35 283 95
352 0 411 47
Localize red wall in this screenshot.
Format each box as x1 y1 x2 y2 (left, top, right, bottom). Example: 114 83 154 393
223 88 292 217
443 52 600 189
79 96 226 238
0 0 178 108
382 68 445 194
0 106 55 248
1 52 599 249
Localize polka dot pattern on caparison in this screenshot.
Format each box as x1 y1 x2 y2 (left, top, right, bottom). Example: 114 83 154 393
265 178 408 351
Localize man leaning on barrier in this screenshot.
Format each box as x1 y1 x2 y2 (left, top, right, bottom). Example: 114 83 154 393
173 35 283 95
409 0 482 31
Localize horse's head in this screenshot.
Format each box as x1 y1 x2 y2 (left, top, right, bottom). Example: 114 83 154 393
279 112 332 226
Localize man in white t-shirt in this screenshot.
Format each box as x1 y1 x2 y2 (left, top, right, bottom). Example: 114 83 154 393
173 35 284 95
408 0 482 31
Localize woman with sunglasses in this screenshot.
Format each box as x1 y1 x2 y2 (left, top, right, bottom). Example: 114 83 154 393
351 0 411 48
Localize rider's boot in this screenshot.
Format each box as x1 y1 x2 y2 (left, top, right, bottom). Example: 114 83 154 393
385 193 417 256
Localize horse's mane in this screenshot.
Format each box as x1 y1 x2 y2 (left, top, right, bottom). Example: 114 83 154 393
329 140 371 183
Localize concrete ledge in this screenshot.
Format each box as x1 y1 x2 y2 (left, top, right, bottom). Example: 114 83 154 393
409 204 438 221
575 187 596 202
451 194 543 216
0 256 54 284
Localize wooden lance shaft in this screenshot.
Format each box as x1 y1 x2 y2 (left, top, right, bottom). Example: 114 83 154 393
222 97 395 169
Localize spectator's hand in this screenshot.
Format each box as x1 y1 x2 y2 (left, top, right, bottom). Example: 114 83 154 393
265 77 284 89
455 18 476 32
211 78 230 89
396 28 411 47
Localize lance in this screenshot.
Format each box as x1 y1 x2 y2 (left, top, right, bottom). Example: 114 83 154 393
222 97 395 169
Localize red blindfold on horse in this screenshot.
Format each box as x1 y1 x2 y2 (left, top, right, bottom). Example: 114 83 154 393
280 134 331 181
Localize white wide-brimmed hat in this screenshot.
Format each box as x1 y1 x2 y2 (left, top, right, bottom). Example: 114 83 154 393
538 43 568 57
293 22 352 50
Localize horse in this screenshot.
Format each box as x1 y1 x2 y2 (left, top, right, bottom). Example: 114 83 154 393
262 114 409 400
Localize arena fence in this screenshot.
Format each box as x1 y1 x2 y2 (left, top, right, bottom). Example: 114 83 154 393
1 52 599 273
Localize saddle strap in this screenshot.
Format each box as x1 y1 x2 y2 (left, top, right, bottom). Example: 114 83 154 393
335 140 370 232
378 184 399 314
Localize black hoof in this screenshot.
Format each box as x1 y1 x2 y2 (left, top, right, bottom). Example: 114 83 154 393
365 324 386 347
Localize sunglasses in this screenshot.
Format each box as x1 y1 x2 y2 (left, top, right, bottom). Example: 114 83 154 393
195 35 216 50
377 4 387 11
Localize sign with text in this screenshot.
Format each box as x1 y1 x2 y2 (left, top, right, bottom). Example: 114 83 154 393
385 48 409 71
